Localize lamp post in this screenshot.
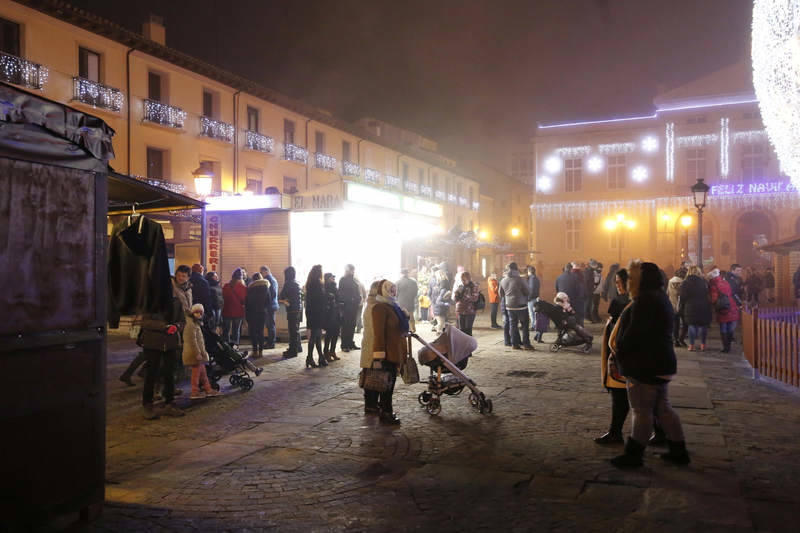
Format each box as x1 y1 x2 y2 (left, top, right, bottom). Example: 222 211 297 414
691 178 710 268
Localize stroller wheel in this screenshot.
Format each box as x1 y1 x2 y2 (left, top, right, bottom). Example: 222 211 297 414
469 392 480 408
241 378 254 391
418 391 432 405
550 343 561 353
480 398 493 414
230 375 241 386
210 381 220 391
426 399 441 415
254 367 263 377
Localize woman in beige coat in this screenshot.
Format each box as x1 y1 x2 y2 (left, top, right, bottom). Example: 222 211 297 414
370 280 410 425
183 304 220 399
360 280 383 414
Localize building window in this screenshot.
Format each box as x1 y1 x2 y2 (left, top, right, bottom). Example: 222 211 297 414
511 152 533 181
687 148 706 183
564 158 582 192
245 168 263 194
246 106 259 132
566 219 581 251
402 162 409 179
342 140 352 162
742 144 766 182
78 47 100 82
418 168 425 184
283 176 298 194
146 147 166 179
202 89 218 119
148 71 163 102
607 155 626 189
0 18 20 57
315 131 325 154
284 119 295 145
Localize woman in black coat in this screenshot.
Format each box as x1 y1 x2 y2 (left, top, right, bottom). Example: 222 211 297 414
245 272 270 358
304 265 327 368
323 272 342 362
678 265 712 351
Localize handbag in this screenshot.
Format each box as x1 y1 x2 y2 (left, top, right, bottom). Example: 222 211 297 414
607 353 625 383
359 367 392 392
400 357 420 384
141 327 180 352
474 292 486 311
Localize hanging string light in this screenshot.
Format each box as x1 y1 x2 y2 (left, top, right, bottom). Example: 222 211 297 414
0 51 48 90
720 117 730 178
677 134 719 147
733 130 768 144
598 142 635 154
245 131 275 153
666 122 675 182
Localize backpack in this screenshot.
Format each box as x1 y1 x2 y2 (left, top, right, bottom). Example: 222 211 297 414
714 293 731 313
474 292 486 311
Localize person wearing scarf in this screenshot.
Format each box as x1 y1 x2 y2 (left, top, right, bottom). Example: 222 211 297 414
371 280 410 425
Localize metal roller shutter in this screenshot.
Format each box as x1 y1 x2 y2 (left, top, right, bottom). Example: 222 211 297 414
219 210 290 282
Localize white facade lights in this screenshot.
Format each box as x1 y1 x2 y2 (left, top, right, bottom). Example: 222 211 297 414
720 117 730 178
666 122 675 182
631 165 649 182
641 136 659 153
537 176 553 192
544 156 562 174
587 156 604 173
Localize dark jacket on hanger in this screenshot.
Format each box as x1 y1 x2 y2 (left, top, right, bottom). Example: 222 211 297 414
108 216 172 328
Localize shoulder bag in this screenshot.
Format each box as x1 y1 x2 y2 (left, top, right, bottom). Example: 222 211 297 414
400 357 420 385
359 366 392 392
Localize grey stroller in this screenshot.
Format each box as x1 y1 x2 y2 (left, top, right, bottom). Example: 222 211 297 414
411 324 493 415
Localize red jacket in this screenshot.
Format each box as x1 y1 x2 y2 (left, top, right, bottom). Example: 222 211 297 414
222 280 247 318
710 276 739 323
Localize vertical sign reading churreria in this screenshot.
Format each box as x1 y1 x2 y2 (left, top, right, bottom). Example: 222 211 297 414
206 215 221 274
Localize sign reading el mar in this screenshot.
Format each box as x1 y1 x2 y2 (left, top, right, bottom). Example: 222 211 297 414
710 180 798 196
293 193 342 210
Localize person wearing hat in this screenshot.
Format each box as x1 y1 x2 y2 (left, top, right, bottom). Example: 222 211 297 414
183 303 221 399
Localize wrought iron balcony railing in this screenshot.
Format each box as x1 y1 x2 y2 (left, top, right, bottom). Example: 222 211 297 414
420 185 433 197
458 197 468 207
72 77 123 112
0 51 48 90
404 181 419 194
342 161 361 178
364 168 381 184
284 143 308 164
245 130 275 153
434 190 446 201
472 201 480 211
143 99 186 129
448 193 458 204
200 116 234 143
315 152 337 172
385 175 401 188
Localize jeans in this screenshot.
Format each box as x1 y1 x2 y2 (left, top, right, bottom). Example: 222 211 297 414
528 300 536 328
503 308 512 345
341 306 359 349
508 309 530 347
720 320 736 350
287 311 302 353
121 350 148 380
626 377 685 445
421 307 429 321
490 302 499 326
222 317 243 345
265 309 277 347
687 324 708 346
247 313 266 352
609 387 630 435
142 349 176 406
458 313 476 336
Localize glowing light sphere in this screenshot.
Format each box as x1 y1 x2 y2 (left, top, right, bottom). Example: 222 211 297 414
641 136 659 153
544 156 562 174
537 176 553 192
587 155 604 173
632 166 649 182
479 230 488 240
680 215 692 228
752 0 800 191
603 219 617 231
511 227 520 237
625 219 636 229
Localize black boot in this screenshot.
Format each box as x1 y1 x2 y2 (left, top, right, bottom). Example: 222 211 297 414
316 338 327 367
594 431 624 445
610 438 645 468
648 427 667 447
660 440 691 465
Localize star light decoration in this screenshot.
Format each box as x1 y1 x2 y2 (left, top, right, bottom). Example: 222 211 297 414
587 156 604 173
536 176 553 192
631 165 649 182
752 0 800 191
641 136 659 153
544 156 562 174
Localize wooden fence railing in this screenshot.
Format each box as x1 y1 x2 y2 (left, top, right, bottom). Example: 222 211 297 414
741 306 800 388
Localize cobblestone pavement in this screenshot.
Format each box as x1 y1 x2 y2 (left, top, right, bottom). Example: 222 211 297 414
80 315 800 532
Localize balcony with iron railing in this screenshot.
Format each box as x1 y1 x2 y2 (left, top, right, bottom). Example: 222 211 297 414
458 197 468 207
434 190 446 201
471 201 480 211
420 185 433 198
342 161 361 178
364 168 381 184
143 99 186 129
0 51 48 90
72 77 123 112
404 181 419 194
200 116 234 143
245 130 275 153
385 174 401 188
284 143 308 164
448 193 458 204
314 152 337 172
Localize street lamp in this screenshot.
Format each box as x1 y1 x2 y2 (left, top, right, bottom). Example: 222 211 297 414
511 227 520 237
603 214 635 263
691 178 710 268
193 162 215 196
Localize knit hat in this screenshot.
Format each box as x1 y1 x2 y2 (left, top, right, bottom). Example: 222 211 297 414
191 303 204 314
707 268 721 280
555 291 569 303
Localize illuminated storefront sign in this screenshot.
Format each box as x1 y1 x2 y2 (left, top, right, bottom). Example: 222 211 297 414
710 180 798 196
205 194 283 211
402 197 443 218
346 182 442 217
206 214 221 273
293 180 344 211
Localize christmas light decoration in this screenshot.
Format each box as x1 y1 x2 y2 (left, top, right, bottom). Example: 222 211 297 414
405 181 419 194
641 136 659 153
200 116 234 143
72 77 122 112
458 196 468 207
131 175 186 194
720 117 730 178
555 145 592 158
143 99 186 129
544 156 562 173
587 156 604 173
342 160 361 178
733 130 769 144
539 112 657 129
666 122 675 182
710 180 798 196
448 193 458 204
420 184 433 197
752 0 800 191
536 176 553 192
284 143 308 164
385 174 401 187
364 168 381 184
434 190 446 201
472 201 480 211
598 142 636 155
677 134 718 147
0 51 48 90
314 152 337 172
245 130 275 153
631 165 649 182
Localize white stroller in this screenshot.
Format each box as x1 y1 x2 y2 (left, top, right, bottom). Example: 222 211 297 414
412 324 493 415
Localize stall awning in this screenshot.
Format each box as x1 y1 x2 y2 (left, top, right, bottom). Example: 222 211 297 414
759 235 800 255
108 173 205 215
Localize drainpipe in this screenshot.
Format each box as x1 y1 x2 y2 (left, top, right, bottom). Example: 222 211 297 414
232 90 241 192
126 47 136 175
305 118 312 190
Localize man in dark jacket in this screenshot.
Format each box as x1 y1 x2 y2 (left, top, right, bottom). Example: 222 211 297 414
526 266 540 329
571 265 587 326
725 264 745 308
338 264 362 351
279 266 302 358
190 264 211 325
555 262 575 296
610 261 689 468
260 266 279 349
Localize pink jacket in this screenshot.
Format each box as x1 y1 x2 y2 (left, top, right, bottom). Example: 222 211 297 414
710 276 739 323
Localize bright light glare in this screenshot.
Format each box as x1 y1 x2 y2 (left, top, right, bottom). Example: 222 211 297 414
194 177 213 196
544 156 562 174
511 227 520 237
661 213 671 221
604 219 617 231
479 230 488 240
632 166 649 182
625 219 636 229
587 155 604 173
681 215 692 228
616 213 625 222
642 136 659 152
537 176 553 192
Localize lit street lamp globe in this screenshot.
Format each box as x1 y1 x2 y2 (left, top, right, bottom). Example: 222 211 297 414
752 0 800 192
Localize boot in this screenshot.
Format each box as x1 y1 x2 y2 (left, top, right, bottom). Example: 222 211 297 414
305 353 317 368
610 438 645 468
649 427 667 447
594 431 624 445
316 339 327 367
660 440 691 465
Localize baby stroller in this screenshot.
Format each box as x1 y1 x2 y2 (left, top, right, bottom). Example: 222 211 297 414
202 325 262 391
412 324 493 415
533 300 592 354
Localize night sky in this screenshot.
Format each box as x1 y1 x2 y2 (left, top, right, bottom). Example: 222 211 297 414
67 0 752 160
